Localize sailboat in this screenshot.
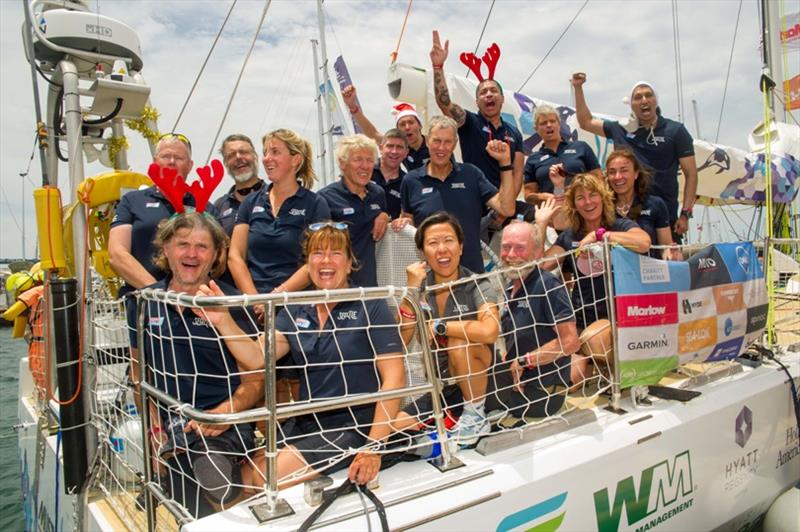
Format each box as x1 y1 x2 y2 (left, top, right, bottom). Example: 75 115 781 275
7 0 799 530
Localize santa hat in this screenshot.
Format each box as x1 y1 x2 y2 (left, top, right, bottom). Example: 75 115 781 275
622 81 658 106
392 102 420 124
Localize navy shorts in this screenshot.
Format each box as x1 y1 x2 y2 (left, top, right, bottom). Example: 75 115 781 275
279 416 365 474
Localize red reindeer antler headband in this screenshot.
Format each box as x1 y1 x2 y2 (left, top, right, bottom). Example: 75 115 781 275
459 43 501 82
147 159 224 214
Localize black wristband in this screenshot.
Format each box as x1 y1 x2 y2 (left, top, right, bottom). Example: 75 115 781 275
499 164 513 172
680 209 693 219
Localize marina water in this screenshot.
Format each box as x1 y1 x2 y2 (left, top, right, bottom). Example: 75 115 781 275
1 325 26 530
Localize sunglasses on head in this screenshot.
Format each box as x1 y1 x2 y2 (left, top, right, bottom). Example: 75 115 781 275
308 221 348 232
158 133 192 151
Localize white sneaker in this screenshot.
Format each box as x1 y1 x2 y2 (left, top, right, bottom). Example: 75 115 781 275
451 408 490 446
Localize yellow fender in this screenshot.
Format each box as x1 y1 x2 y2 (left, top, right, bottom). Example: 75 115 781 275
63 171 152 292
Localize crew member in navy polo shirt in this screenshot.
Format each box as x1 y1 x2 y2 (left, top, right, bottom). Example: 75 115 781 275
430 31 524 195
231 224 405 486
133 211 262 517
342 84 430 170
523 104 602 204
396 115 516 273
110 133 216 297
499 222 580 419
213 134 265 237
572 73 697 241
370 128 408 219
319 134 390 287
228 129 330 296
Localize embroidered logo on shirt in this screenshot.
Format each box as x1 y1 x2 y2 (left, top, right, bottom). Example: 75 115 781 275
451 183 466 189
641 209 651 216
337 310 359 320
222 208 233 217
369 204 381 210
289 208 306 216
564 149 577 154
253 206 266 214
148 317 164 327
390 190 401 198
455 303 470 313
516 300 530 309
192 317 210 328
421 187 434 195
295 318 311 329
146 202 160 208
482 125 491 134
539 155 550 161
626 132 636 139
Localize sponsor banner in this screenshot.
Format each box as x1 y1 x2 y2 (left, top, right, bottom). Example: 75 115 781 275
786 75 800 111
333 56 362 134
716 242 764 283
746 304 769 334
678 317 717 354
618 356 680 387
742 278 768 307
716 310 747 342
612 247 690 295
677 287 716 323
707 337 745 362
780 12 800 48
618 325 679 361
688 246 732 289
615 293 679 327
713 283 746 314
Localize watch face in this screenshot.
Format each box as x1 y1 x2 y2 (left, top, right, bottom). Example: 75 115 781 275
435 321 447 335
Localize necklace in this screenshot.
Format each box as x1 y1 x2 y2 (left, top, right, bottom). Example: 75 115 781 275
616 203 631 217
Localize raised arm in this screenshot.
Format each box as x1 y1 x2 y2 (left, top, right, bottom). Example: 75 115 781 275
485 140 515 217
431 30 467 127
108 225 158 289
571 73 606 137
342 85 384 144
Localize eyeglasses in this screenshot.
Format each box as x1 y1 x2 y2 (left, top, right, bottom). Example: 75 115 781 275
158 133 192 151
308 221 348 232
236 180 264 196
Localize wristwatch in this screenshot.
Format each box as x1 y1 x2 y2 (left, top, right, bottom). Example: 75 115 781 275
433 319 447 336
680 208 693 219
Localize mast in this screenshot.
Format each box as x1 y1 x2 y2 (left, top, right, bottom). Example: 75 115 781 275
21 0 50 187
311 39 328 187
316 0 335 183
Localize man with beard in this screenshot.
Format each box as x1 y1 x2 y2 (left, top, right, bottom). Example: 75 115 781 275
342 85 430 171
571 74 697 242
213 134 265 236
429 31 524 196
499 221 579 420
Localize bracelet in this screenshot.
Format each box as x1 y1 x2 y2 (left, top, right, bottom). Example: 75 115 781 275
595 227 607 241
348 106 359 114
398 306 416 320
432 64 443 69
147 427 164 439
680 209 693 219
499 164 513 172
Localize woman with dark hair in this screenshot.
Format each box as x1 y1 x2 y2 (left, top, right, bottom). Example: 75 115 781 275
395 211 500 446
544 173 650 384
606 148 681 260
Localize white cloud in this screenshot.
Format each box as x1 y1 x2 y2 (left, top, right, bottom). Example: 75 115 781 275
0 0 777 257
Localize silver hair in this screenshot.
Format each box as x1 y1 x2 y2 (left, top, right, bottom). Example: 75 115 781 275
534 105 560 126
426 115 459 136
155 135 192 158
335 134 379 165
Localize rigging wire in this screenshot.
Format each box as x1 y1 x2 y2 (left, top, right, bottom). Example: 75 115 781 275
206 0 272 164
390 0 414 64
517 0 589 92
714 0 743 143
466 0 495 79
171 0 238 134
670 0 685 122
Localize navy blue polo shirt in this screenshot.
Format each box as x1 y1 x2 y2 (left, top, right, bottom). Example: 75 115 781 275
401 162 497 273
371 162 405 219
502 268 574 388
130 277 257 411
523 140 600 194
404 137 429 171
419 266 499 320
111 186 217 296
627 195 670 257
213 181 265 237
275 298 402 429
602 116 694 221
554 217 638 329
236 185 330 293
458 110 524 188
318 180 387 287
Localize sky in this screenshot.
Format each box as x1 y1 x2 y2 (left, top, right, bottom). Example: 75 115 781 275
0 0 774 259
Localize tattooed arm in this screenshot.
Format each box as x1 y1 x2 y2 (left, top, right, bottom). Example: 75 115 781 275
431 30 467 127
